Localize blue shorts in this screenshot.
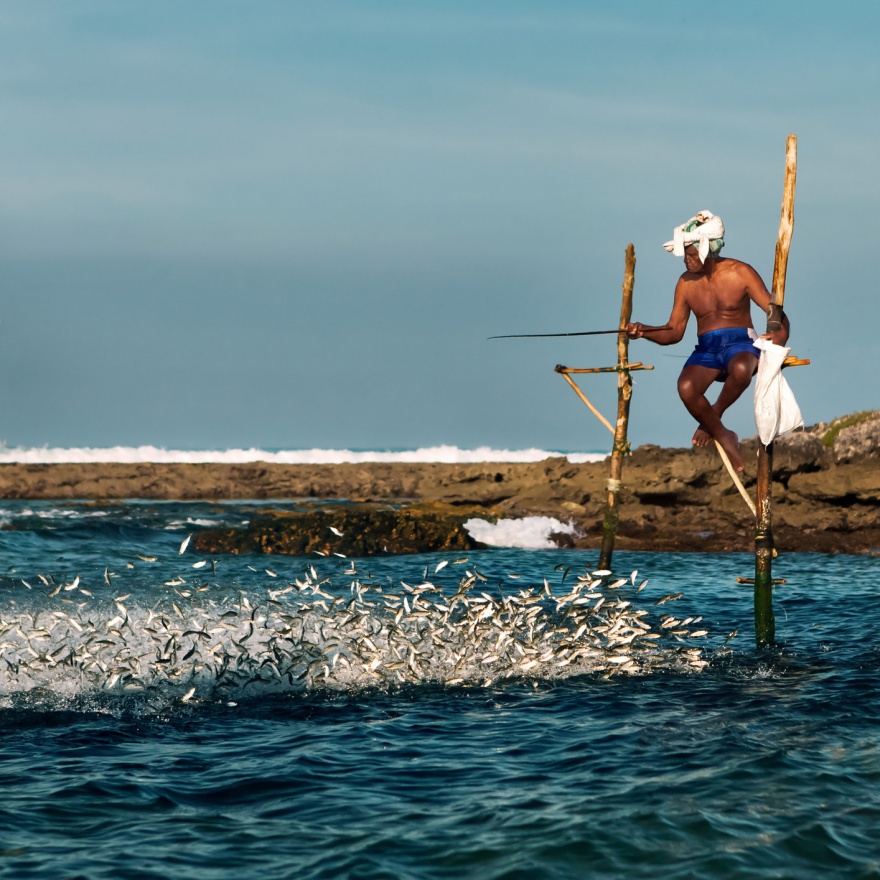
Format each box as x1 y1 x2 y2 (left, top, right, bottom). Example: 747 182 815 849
684 328 759 379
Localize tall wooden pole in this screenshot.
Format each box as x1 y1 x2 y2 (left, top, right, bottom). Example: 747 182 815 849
754 133 797 647
598 244 636 569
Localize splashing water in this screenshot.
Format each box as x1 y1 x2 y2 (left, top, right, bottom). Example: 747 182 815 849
0 561 709 710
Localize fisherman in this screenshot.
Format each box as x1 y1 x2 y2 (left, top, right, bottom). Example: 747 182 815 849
626 211 789 472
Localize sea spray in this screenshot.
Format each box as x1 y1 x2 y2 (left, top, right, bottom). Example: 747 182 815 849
464 516 580 550
0 561 709 711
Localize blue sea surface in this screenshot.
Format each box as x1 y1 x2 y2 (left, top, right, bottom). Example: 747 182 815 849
0 500 878 879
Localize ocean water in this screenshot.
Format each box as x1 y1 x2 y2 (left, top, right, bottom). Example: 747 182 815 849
0 500 878 879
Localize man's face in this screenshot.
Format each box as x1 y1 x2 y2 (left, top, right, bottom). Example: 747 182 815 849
683 246 704 274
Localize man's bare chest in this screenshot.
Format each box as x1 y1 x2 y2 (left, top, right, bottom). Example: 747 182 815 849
684 278 750 316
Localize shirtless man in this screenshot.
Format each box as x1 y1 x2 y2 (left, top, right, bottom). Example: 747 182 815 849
626 212 789 472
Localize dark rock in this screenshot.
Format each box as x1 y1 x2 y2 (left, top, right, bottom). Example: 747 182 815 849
192 502 488 557
548 530 577 549
830 412 880 463
772 431 829 478
786 460 880 505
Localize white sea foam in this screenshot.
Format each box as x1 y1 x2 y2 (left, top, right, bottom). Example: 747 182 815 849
0 445 606 465
464 516 580 550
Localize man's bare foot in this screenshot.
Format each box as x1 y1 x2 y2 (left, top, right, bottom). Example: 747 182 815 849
715 428 744 472
692 426 713 447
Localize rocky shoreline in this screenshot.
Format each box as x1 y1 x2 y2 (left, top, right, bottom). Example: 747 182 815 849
1 412 878 554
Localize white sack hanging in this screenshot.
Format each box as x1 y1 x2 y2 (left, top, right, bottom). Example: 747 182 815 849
753 336 804 445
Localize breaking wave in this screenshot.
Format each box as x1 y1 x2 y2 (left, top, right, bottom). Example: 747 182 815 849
464 516 580 550
0 445 606 465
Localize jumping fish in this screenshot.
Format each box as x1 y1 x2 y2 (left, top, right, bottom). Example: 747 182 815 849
0 557 712 698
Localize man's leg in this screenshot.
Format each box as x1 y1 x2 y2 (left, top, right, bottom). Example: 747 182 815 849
713 351 759 413
692 351 760 446
677 363 747 471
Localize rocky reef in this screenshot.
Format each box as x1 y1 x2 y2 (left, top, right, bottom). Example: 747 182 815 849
1 411 878 555
192 502 484 557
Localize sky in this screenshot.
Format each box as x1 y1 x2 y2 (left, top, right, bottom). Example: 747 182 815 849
0 1 877 452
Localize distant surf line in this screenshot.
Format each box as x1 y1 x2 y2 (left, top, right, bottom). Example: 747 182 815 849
0 445 607 466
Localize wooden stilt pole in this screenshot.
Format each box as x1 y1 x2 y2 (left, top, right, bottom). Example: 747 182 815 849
598 244 636 570
755 133 797 648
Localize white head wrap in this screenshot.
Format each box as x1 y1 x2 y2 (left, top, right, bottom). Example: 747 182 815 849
663 210 725 263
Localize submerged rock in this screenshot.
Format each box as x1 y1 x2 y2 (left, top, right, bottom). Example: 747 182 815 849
193 502 489 557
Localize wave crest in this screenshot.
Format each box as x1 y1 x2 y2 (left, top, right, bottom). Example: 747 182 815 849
0 445 606 466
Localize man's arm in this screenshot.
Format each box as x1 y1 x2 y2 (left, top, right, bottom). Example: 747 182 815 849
626 279 691 345
740 262 791 346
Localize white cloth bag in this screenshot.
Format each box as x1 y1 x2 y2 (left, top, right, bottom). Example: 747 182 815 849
753 337 804 445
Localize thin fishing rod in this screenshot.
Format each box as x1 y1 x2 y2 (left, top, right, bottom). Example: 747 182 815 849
488 325 671 340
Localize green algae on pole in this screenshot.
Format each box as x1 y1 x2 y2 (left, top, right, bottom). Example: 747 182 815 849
755 133 797 648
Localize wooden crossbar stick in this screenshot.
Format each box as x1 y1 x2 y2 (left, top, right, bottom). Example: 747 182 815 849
555 363 654 375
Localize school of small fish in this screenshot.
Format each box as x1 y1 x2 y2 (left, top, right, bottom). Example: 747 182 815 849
0 558 712 706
